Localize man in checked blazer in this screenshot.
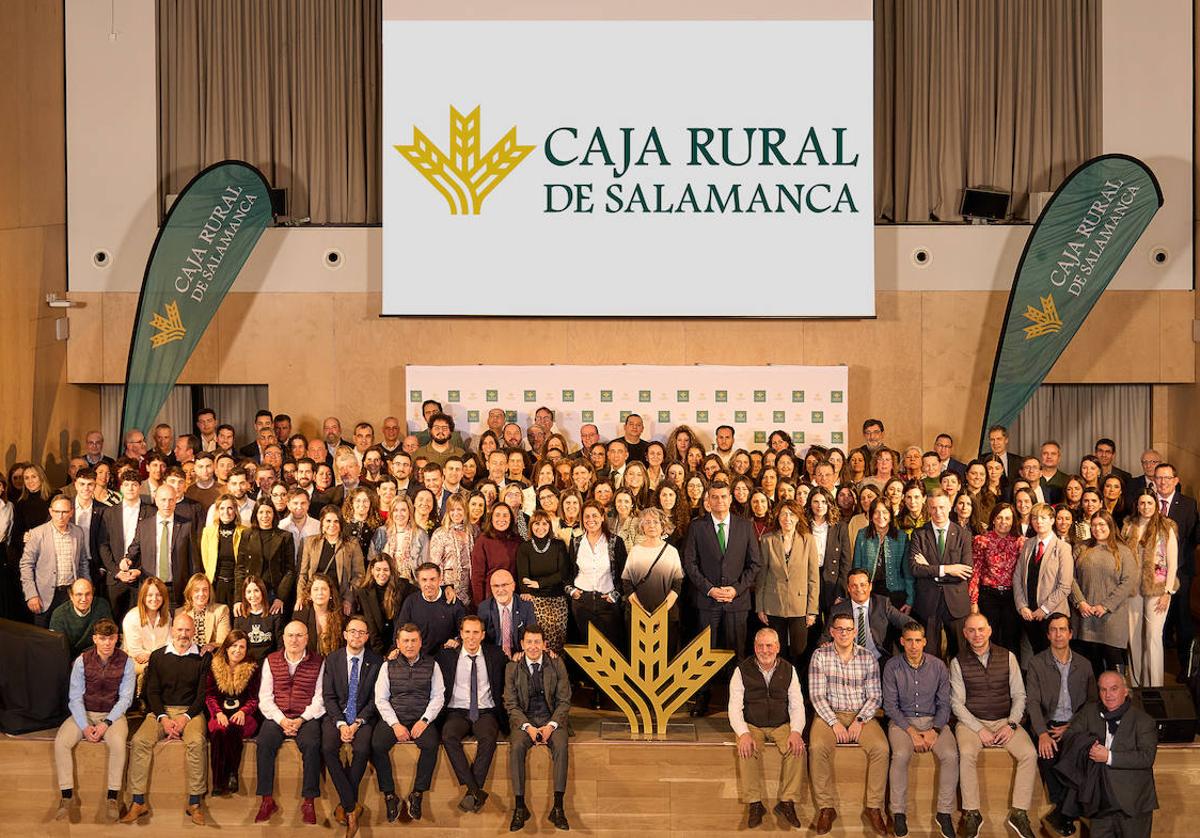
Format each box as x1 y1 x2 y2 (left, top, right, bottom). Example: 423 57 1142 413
683 480 762 715
906 490 973 659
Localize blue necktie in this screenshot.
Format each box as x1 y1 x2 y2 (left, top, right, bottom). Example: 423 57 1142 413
345 656 360 725
468 655 480 721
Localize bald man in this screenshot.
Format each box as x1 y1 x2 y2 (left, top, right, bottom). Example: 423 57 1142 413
49 578 112 656
477 569 535 659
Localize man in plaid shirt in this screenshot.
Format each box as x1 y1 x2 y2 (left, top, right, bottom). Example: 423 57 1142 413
807 612 889 836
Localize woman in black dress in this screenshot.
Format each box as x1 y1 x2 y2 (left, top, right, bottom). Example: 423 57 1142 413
356 554 405 658
515 510 569 653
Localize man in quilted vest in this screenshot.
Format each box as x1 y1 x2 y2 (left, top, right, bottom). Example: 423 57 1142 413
254 620 327 825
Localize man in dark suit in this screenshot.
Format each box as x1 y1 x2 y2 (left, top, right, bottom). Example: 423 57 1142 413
503 625 572 832
476 569 535 659
125 484 199 607
64 469 106 590
983 425 1024 480
1062 672 1158 837
1018 456 1061 505
1094 438 1132 485
934 433 967 478
826 569 910 663
321 616 383 838
906 490 973 659
683 481 762 716
1153 463 1197 673
1124 449 1161 509
436 615 509 814
98 471 154 617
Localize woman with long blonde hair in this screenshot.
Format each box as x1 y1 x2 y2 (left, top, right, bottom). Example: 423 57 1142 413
1121 489 1179 686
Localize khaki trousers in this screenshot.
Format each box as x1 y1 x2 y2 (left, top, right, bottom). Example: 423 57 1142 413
886 718 958 814
808 711 888 809
55 711 129 791
735 723 806 804
128 706 208 796
955 718 1036 811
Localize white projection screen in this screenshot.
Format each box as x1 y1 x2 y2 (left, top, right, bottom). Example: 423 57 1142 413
382 2 874 317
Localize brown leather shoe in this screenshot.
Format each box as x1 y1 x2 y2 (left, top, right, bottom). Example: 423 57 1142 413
774 800 802 828
863 807 887 836
345 806 360 838
334 803 347 826
814 807 837 834
119 801 150 823
186 803 206 826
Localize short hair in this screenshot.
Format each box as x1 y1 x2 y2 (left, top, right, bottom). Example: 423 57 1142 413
1030 502 1055 519
900 620 925 637
421 399 443 412
706 480 730 496
414 561 441 577
522 623 545 640
830 612 855 627
606 438 628 452
91 618 119 637
397 622 421 637
227 466 249 482
429 412 455 431
274 413 292 424
145 452 168 467
75 467 97 482
182 572 211 605
716 424 734 435
1094 438 1117 452
195 407 216 421
216 423 235 436
1042 439 1062 451
862 418 884 432
1155 462 1177 477
460 614 485 630
935 433 953 444
255 409 273 421
624 413 641 424
987 424 1009 438
423 461 443 475
847 567 870 584
1046 612 1071 630
193 452 214 465
926 488 948 501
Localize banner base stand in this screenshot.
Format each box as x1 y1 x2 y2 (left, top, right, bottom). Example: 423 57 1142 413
598 721 698 742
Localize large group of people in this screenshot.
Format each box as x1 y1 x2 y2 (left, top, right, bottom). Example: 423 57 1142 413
0 406 1183 835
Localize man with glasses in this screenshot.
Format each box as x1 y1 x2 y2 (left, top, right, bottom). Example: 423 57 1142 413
22 495 91 628
1153 463 1198 675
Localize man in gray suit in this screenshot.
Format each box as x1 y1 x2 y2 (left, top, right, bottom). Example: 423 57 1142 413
503 624 571 832
21 495 91 627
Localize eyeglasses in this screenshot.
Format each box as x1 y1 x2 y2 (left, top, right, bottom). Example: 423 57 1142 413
830 626 856 634
345 628 369 636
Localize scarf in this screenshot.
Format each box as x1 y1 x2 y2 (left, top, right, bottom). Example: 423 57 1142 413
211 653 258 697
1099 697 1131 737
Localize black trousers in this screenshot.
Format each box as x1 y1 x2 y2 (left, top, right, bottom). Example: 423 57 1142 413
1036 722 1072 809
922 596 964 660
1166 573 1194 669
695 606 748 698
32 585 70 628
440 708 499 793
256 718 323 798
321 716 374 809
107 580 138 622
766 615 809 668
1075 640 1126 678
1091 811 1153 838
978 587 1020 653
570 592 623 646
510 725 569 796
370 717 441 794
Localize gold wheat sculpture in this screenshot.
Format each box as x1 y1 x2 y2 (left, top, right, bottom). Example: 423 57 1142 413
394 105 533 215
566 601 734 738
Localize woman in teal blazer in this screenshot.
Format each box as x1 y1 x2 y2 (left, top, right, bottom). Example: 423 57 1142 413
852 499 914 612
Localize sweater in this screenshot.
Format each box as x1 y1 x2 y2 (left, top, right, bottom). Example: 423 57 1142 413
144 645 208 718
49 598 113 656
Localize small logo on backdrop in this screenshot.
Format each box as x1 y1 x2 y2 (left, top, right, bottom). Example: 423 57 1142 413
600 390 613 403
394 105 534 215
754 431 766 444
1023 294 1063 339
772 410 786 423
486 390 498 402
447 390 460 403
638 390 651 403
795 431 806 444
695 410 709 423
676 390 689 403
792 390 805 403
715 390 728 403
562 390 574 402
734 411 747 423
658 410 670 423
811 411 824 424
831 431 845 444
149 301 186 348
582 410 595 423
753 390 767 403
409 390 422 402
524 390 536 402
830 391 844 403
620 411 631 423
505 410 517 422
467 410 480 423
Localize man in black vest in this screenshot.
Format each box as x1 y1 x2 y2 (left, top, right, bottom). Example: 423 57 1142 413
436 614 508 814
504 624 572 832
370 623 445 823
727 627 806 829
949 613 1037 838
1025 614 1096 838
321 616 382 838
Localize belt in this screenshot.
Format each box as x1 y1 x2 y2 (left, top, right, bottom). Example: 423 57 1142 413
216 576 234 583
984 585 1012 593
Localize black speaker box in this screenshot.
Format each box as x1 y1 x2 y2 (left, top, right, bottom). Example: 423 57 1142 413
1131 686 1197 743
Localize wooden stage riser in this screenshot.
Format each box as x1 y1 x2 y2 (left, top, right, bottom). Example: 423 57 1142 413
1 739 1195 836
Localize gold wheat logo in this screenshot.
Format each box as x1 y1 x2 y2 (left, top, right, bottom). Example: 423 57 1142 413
566 601 733 738
148 301 186 348
1021 293 1063 340
394 105 533 215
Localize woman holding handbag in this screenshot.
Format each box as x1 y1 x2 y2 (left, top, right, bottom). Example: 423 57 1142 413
621 508 684 656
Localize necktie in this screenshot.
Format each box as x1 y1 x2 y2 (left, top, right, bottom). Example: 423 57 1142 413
158 520 171 582
500 606 513 656
531 661 543 697
468 654 480 721
856 606 868 648
717 521 727 552
1160 497 1170 516
1034 540 1045 564
936 527 946 557
345 656 360 725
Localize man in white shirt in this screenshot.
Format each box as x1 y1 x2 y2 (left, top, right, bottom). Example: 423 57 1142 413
71 469 102 583
280 490 321 565
728 628 806 829
194 407 218 453
205 467 254 527
351 422 375 467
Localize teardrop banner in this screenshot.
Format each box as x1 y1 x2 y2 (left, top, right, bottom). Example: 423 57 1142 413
979 155 1163 449
121 161 274 436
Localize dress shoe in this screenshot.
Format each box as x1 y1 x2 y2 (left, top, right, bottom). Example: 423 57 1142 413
960 809 983 838
548 805 570 830
106 798 121 822
864 807 888 835
186 803 206 826
748 801 767 828
509 804 531 831
590 691 602 710
226 772 238 794
458 791 478 812
407 792 423 821
1043 809 1077 837
935 812 956 838
119 801 150 823
345 806 360 838
813 807 837 835
689 695 710 717
334 803 347 825
472 789 490 813
255 796 279 823
892 812 909 836
774 800 801 828
300 797 317 825
385 793 401 823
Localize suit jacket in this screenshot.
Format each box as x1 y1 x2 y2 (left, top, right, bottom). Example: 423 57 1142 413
682 513 762 612
1123 475 1156 510
298 535 366 609
1162 492 1198 576
1029 481 1063 505
906 521 974 619
477 596 536 655
818 520 853 603
1066 701 1158 816
126 513 200 605
503 654 572 729
435 643 509 732
1024 648 1096 735
322 646 383 725
826 594 910 660
98 500 154 580
238 442 266 464
943 457 968 478
71 501 106 585
756 530 820 618
1012 533 1074 616
19 521 91 611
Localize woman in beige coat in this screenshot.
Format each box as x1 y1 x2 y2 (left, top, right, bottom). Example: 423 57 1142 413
296 506 365 615
1070 510 1137 677
756 499 820 666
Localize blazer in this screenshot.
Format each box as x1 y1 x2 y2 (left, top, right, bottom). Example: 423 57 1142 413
126 512 200 605
826 594 910 660
1012 533 1074 616
906 521 974 620
19 521 91 612
97 500 154 580
435 642 509 733
355 582 406 657
1066 701 1158 816
234 527 291 602
852 528 914 606
943 457 967 478
65 500 105 585
1162 492 1198 576
477 596 536 653
176 603 230 647
200 522 247 582
755 530 820 618
682 513 762 612
503 654 572 729
298 535 366 609
817 520 853 601
1024 648 1097 735
322 645 384 724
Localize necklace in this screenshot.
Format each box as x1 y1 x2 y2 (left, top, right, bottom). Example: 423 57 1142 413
531 537 551 554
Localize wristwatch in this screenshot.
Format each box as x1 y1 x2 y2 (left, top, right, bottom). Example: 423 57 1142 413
1007 722 1018 731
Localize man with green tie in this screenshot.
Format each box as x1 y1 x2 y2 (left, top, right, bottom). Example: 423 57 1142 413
905 490 974 659
126 484 198 607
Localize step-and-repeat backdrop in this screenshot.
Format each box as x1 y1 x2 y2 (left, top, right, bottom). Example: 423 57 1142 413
405 365 849 453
